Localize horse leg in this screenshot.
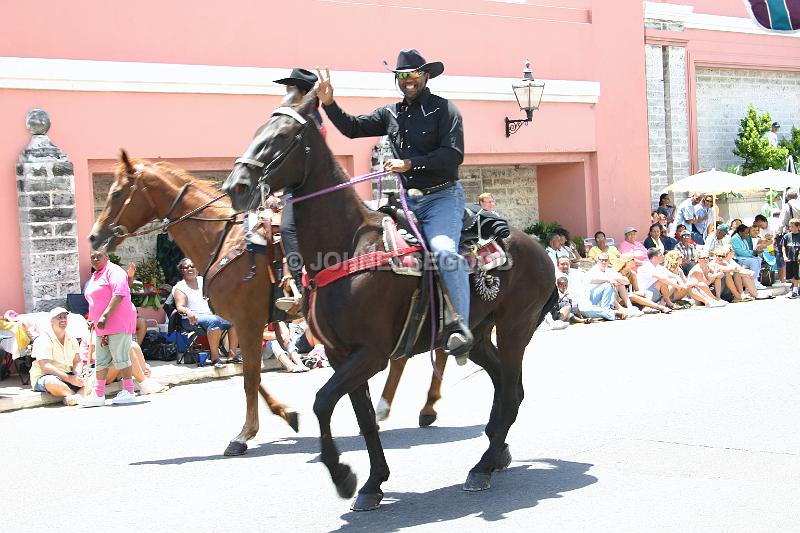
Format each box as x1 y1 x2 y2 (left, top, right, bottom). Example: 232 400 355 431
349 383 390 511
313 352 383 501
376 356 409 421
419 348 447 427
464 323 502 441
225 324 272 455
464 321 529 491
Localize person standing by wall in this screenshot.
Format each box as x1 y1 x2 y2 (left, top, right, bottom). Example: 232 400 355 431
765 122 780 147
80 250 138 407
781 218 800 299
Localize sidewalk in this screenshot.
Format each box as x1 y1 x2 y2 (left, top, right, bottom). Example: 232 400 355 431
0 356 282 413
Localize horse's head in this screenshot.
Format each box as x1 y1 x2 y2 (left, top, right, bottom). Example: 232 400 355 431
89 150 161 251
223 90 318 211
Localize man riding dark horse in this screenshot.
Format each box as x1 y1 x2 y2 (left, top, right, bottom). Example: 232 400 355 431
272 68 326 314
315 48 473 363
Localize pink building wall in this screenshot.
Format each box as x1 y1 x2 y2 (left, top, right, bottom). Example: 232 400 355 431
6 1 789 311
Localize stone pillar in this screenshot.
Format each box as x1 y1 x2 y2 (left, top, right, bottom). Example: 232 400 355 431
16 109 81 312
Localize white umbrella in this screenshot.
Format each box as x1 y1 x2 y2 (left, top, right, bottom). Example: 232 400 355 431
743 168 800 192
662 169 743 194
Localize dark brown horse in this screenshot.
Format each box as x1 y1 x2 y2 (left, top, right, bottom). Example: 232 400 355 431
223 94 556 511
89 153 297 455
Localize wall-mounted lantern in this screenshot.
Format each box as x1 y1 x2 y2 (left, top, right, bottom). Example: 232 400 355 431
505 60 545 137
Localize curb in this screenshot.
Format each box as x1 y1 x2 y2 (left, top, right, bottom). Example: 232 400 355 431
0 357 283 413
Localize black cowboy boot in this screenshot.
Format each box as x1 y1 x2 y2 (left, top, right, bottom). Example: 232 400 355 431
443 315 473 365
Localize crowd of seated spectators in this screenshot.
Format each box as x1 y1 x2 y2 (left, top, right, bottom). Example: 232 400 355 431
542 189 800 330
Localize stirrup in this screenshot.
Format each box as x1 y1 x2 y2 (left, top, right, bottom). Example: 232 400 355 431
443 317 473 361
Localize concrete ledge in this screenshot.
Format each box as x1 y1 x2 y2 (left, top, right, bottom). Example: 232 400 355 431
0 357 283 413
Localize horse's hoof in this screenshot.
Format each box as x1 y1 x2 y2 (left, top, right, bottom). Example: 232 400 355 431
224 441 248 456
351 491 383 512
286 410 300 433
418 413 437 427
463 471 492 491
494 444 511 471
375 398 391 422
335 466 358 499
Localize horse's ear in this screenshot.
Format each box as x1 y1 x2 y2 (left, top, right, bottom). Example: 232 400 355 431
119 149 135 175
297 90 319 117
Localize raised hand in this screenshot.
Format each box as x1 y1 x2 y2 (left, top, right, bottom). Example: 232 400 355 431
315 66 334 106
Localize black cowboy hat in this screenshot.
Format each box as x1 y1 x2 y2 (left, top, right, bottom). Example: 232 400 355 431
383 49 444 79
273 68 318 93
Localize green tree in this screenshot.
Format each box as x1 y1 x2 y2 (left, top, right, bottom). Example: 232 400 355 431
732 104 789 175
779 125 800 165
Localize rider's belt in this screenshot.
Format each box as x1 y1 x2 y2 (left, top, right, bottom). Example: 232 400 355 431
407 181 455 198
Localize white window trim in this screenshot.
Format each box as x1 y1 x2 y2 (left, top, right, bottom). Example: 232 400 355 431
0 56 600 104
643 1 800 38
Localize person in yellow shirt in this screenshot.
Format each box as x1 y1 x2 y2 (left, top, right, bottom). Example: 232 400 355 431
30 307 85 405
587 231 621 263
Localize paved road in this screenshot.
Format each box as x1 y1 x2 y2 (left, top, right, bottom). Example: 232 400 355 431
4 296 799 533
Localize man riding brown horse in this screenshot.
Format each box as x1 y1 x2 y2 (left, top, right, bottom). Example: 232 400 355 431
315 49 473 363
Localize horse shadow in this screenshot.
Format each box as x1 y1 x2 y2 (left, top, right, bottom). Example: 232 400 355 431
333 459 597 532
130 424 486 466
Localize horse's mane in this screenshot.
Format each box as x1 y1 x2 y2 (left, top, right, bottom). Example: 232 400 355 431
114 159 232 208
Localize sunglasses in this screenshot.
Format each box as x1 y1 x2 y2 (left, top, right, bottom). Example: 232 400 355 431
598 258 610 262
698 256 710 260
396 70 426 80
179 264 195 270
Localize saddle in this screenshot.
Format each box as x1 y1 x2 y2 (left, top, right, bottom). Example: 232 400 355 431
376 193 511 358
378 193 510 278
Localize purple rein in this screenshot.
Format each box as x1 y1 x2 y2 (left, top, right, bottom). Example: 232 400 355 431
284 169 441 375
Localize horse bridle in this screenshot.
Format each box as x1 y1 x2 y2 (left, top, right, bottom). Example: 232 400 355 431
233 106 312 204
107 170 231 241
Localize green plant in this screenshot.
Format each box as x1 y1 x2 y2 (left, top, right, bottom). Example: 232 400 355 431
523 220 562 245
572 236 586 258
133 256 165 310
732 104 789 175
779 125 800 164
108 252 122 265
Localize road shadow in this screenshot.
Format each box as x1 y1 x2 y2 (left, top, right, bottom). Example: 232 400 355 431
130 424 485 466
332 459 597 532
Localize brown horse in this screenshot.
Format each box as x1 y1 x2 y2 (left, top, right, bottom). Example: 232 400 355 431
223 93 557 512
376 348 448 427
89 153 297 455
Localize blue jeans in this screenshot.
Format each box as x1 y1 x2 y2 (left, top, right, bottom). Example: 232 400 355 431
735 256 762 274
405 182 469 324
585 283 617 321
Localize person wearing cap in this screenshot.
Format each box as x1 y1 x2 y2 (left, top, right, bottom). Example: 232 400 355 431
675 229 698 275
704 222 730 255
616 226 648 269
271 68 326 314
765 121 780 147
29 308 85 405
316 49 473 361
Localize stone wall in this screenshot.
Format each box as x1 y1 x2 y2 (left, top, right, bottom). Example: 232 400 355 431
459 165 538 229
16 110 82 311
645 44 690 209
92 171 229 266
696 67 800 171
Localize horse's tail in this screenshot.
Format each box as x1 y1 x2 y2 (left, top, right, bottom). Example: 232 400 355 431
535 287 559 328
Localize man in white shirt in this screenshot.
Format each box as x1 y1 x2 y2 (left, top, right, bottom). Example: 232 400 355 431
637 248 688 308
765 122 779 147
584 253 628 320
704 223 729 255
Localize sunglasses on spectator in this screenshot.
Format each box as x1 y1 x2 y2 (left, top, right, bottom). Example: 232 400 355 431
179 264 195 270
396 70 426 80
598 258 610 262
698 256 709 260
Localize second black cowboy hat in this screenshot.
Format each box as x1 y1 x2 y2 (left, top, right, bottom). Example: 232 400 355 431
273 68 318 93
383 49 444 79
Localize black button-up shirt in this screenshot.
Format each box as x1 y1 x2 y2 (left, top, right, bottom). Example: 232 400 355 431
322 88 464 190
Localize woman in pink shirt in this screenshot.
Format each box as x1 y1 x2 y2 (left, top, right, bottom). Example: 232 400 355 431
616 227 648 270
80 250 138 407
